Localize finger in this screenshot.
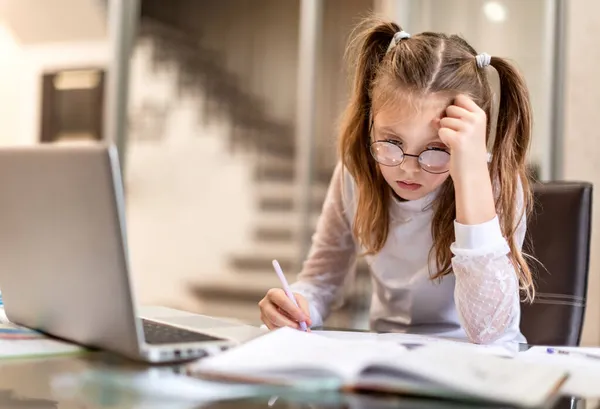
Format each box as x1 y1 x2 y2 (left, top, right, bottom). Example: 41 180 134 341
453 94 482 113
439 117 464 132
295 297 313 326
279 306 312 327
445 104 472 120
438 127 458 144
263 302 300 329
267 289 309 322
260 313 277 331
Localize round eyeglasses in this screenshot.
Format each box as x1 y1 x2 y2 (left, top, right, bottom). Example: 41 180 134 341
369 140 451 174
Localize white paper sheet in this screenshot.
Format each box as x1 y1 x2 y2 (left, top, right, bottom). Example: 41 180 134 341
0 339 83 359
312 330 518 357
517 346 600 398
311 331 379 342
0 307 8 324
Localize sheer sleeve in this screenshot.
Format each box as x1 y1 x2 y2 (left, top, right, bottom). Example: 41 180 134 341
451 182 526 344
290 163 357 327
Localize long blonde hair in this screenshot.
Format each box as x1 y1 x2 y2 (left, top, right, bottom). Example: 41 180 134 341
338 17 534 301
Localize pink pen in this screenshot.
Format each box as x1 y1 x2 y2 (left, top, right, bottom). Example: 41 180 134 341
271 259 308 331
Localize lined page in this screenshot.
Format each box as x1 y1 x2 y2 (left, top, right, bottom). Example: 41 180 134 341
370 344 566 407
196 327 406 382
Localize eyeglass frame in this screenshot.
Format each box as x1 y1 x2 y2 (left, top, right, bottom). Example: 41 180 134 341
367 119 451 175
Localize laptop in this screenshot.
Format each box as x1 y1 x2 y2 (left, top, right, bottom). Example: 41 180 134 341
0 143 265 363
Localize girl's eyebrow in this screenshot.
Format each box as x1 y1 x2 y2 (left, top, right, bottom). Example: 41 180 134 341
376 126 405 140
375 126 446 146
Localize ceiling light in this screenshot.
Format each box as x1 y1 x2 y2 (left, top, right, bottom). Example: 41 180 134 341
483 1 508 23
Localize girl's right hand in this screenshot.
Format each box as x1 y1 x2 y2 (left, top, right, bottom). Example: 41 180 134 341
258 289 312 330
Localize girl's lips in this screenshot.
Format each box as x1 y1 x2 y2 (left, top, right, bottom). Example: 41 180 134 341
397 181 422 191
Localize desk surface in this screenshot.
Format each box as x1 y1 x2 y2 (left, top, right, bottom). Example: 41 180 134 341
0 351 592 409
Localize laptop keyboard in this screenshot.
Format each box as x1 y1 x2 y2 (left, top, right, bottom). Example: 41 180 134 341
142 319 224 345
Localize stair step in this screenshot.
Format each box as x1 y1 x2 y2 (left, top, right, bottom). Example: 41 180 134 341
233 242 300 260
256 158 334 176
141 18 298 159
192 275 281 303
254 226 295 243
229 255 296 274
258 196 324 212
256 154 296 168
227 254 370 280
189 262 372 328
255 180 327 213
256 213 320 233
190 273 371 313
251 141 295 157
194 303 263 326
238 127 295 150
190 292 357 328
256 181 328 199
255 165 333 184
228 128 295 155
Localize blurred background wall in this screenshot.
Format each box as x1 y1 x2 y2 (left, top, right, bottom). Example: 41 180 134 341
562 0 600 347
1 0 599 344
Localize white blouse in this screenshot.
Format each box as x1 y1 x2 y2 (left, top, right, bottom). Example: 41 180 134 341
290 163 526 344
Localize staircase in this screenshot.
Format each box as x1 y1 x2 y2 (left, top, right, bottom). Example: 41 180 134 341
136 1 372 329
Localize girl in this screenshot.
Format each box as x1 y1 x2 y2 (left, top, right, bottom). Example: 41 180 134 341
258 17 534 344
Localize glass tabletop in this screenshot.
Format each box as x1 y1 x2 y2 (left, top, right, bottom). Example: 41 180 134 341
0 351 593 409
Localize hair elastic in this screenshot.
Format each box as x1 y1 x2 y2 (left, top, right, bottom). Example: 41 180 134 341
386 31 411 53
476 52 492 68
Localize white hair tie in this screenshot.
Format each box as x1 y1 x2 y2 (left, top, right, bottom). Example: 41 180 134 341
476 52 492 68
386 31 411 53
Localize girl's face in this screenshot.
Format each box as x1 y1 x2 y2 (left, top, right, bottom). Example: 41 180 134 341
372 96 451 201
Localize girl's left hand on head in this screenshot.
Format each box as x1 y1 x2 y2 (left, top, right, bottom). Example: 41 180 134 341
438 94 489 179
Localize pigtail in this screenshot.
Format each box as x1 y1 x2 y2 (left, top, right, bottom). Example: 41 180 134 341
338 17 400 253
489 57 535 302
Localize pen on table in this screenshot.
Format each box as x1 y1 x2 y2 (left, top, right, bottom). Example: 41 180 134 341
546 347 600 360
271 259 308 332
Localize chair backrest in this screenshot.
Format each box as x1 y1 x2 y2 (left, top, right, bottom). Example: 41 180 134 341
520 181 593 346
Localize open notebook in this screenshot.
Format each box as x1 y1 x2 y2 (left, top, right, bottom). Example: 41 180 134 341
312 330 520 357
193 328 568 408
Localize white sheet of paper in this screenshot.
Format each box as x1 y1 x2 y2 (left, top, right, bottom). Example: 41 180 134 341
313 330 518 357
0 339 83 359
543 346 600 358
0 307 8 325
377 332 462 345
197 328 407 382
517 346 600 398
311 331 379 342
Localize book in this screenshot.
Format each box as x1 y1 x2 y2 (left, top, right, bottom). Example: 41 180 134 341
193 327 568 408
0 338 84 359
312 330 519 357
